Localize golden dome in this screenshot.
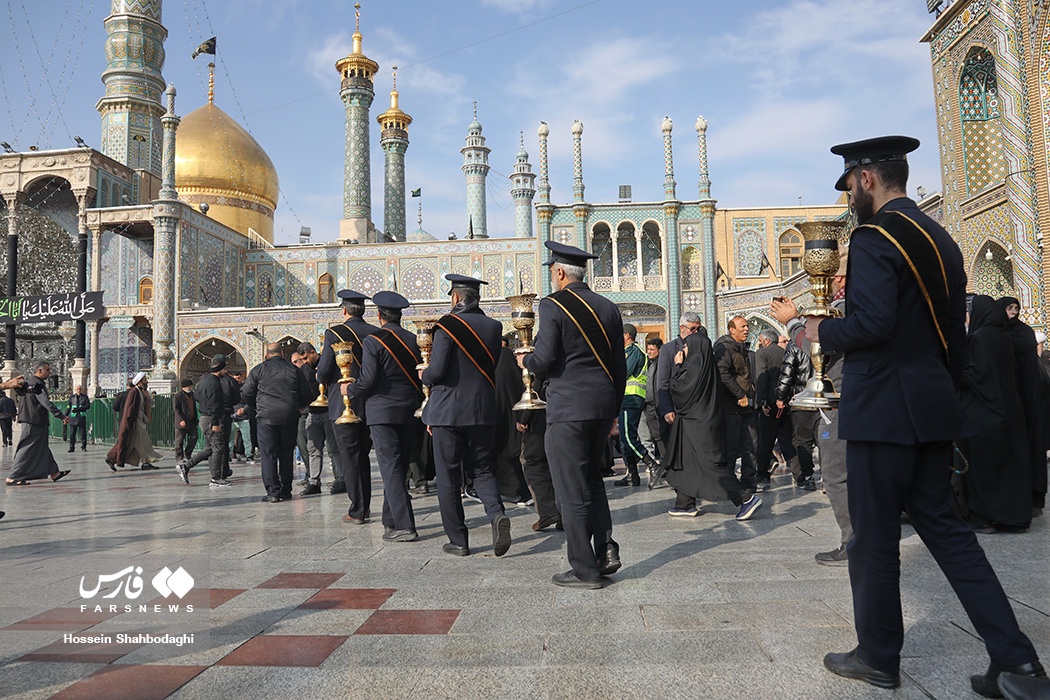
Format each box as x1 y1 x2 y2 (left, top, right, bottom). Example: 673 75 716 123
175 100 279 243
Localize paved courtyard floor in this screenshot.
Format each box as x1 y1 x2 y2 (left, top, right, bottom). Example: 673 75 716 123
0 440 1046 700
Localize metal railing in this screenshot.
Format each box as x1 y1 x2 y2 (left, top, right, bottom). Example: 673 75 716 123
48 395 184 448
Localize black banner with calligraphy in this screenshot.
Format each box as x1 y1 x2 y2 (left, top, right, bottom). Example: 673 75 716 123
0 292 105 325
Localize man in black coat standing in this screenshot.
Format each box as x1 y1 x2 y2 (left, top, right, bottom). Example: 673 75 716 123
173 378 198 466
180 355 230 487
521 241 627 589
347 291 422 541
714 316 758 493
317 290 380 521
813 136 1044 694
243 342 313 502
422 274 510 557
66 385 90 452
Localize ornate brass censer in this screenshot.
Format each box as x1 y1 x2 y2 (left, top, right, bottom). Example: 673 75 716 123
413 318 440 418
507 293 545 411
331 341 361 424
789 220 847 410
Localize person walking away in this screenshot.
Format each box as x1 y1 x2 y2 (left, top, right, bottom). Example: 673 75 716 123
106 372 161 471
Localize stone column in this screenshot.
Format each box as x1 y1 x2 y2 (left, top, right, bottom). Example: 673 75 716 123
69 194 92 392
663 204 681 331
151 84 180 394
3 195 20 381
536 122 554 296
88 226 103 396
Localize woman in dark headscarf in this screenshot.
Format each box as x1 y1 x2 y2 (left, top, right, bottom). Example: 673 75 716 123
961 296 1031 531
997 296 1046 513
663 330 762 520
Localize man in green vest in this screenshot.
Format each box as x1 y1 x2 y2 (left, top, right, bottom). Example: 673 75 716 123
615 323 660 487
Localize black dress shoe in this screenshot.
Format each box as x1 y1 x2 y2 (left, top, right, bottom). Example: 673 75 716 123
551 570 604 589
382 529 419 542
972 660 1046 698
823 648 900 689
442 542 470 557
492 514 511 557
141 463 159 471
329 481 347 494
613 474 640 487
599 550 622 576
532 517 562 532
998 670 1050 700
300 483 321 496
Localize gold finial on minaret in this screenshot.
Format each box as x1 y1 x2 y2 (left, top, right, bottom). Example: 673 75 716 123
207 62 215 104
352 3 363 54
390 65 399 109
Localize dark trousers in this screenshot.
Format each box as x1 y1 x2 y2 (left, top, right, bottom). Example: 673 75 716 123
725 411 758 490
333 422 372 519
175 425 198 462
188 415 227 481
791 409 819 480
0 417 11 445
846 440 1038 674
221 415 233 476
258 421 298 498
431 425 504 548
644 405 664 459
522 421 560 526
546 419 618 582
618 397 649 475
369 423 416 531
756 408 793 479
68 423 87 449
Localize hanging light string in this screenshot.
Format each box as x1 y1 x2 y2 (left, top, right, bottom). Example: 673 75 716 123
10 0 76 146
43 3 88 147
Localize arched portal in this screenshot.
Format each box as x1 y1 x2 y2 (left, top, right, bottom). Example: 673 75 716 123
273 335 301 361
970 240 1014 296
178 337 247 384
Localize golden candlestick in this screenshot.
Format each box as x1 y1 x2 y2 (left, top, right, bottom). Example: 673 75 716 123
507 293 546 411
413 318 440 418
310 333 328 408
790 220 847 411
332 341 361 424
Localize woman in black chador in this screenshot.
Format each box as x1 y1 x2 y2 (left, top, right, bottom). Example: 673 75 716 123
663 330 759 517
997 296 1047 513
961 295 1031 531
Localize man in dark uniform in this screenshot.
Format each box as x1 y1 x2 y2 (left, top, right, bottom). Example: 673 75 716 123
66 385 90 452
520 241 627 589
347 291 422 541
812 136 1044 693
317 290 379 523
421 274 511 557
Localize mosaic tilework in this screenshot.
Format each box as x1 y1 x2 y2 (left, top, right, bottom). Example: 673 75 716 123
342 98 374 221
400 261 437 298
681 245 703 290
733 218 766 277
348 263 384 295
616 227 638 277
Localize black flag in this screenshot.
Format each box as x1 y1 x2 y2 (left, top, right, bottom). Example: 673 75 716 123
191 37 217 59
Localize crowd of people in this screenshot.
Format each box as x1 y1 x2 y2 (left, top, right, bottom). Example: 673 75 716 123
2 134 1050 698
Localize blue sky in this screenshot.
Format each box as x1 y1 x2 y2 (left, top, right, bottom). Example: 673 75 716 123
2 0 943 245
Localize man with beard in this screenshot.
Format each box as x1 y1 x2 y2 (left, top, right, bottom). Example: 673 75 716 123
179 355 231 487
997 296 1046 516
422 275 510 557
812 136 1044 694
714 316 758 494
346 291 422 540
520 242 627 588
174 378 198 467
5 362 69 485
317 290 380 521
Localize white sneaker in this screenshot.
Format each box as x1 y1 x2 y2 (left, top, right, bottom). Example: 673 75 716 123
175 463 189 484
208 478 231 488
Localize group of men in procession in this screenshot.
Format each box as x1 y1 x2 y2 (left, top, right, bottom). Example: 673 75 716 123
3 134 1050 698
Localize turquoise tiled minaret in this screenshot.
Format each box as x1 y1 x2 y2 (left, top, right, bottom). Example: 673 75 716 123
510 133 535 238
661 116 682 329
461 103 490 239
96 0 167 175
337 4 378 242
696 115 718 327
571 120 589 251
377 67 411 242
536 122 554 295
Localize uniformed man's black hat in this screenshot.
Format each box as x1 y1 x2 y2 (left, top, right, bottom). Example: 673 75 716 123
371 290 410 309
542 240 599 267
830 135 920 191
445 274 487 295
336 289 371 302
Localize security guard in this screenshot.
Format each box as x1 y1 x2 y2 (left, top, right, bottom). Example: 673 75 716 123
614 323 659 487
346 290 422 542
520 241 627 589
317 289 380 524
421 274 511 557
812 136 1044 693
